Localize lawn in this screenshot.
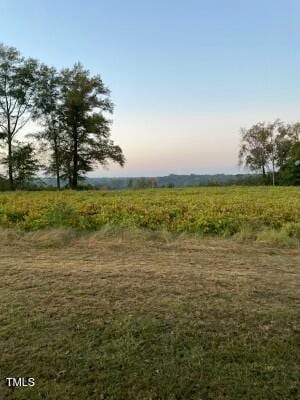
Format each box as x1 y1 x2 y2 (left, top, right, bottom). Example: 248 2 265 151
0 230 299 399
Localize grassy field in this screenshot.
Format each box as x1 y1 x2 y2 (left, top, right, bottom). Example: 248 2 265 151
1 187 299 399
0 187 299 242
0 229 299 400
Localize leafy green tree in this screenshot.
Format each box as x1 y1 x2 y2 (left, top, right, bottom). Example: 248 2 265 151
267 120 282 186
1 142 40 187
239 121 282 185
273 122 300 184
59 63 125 189
276 122 300 167
0 175 9 190
278 141 300 185
32 65 64 189
239 120 300 185
239 123 270 181
0 44 39 189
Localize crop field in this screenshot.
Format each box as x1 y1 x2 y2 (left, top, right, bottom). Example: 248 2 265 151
0 187 299 240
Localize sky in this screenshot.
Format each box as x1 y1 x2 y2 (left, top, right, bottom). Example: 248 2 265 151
1 0 300 176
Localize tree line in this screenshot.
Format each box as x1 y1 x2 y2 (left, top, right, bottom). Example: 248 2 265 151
239 120 300 185
0 43 125 190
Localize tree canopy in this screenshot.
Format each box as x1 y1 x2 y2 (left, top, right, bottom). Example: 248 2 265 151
0 44 125 190
239 120 300 185
0 44 40 189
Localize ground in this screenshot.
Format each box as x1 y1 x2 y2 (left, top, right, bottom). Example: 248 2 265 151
0 230 299 400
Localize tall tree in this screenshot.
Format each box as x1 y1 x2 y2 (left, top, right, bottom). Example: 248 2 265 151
0 44 39 189
267 120 282 186
239 120 285 185
239 122 272 182
278 142 300 185
276 123 300 185
32 65 63 189
59 63 125 189
276 122 300 167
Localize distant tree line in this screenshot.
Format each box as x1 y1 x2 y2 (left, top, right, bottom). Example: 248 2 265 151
0 43 125 190
239 120 300 185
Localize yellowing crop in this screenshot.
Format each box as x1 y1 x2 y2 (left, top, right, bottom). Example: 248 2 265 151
0 187 299 237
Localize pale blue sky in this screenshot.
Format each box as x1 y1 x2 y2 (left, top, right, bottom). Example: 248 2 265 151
1 0 300 176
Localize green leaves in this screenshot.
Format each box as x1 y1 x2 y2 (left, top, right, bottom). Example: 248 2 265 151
57 63 124 188
1 141 40 187
239 120 300 185
0 44 125 190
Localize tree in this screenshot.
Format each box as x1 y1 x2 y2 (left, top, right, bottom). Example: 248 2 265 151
277 131 300 185
239 121 281 185
276 122 300 167
59 63 125 189
0 175 9 190
239 123 270 181
0 44 39 189
1 142 40 188
133 177 152 189
127 178 134 188
267 120 282 186
32 65 64 189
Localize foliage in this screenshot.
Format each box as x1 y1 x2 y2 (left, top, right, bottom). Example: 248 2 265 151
0 142 40 188
239 120 300 185
0 175 9 190
277 138 300 185
239 122 271 176
0 44 125 190
0 187 299 236
58 63 125 188
31 65 64 189
0 43 40 189
131 177 153 189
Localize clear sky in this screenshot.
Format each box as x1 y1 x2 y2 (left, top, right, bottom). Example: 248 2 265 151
1 0 300 176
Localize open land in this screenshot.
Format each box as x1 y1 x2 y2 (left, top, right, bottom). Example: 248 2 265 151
0 228 299 400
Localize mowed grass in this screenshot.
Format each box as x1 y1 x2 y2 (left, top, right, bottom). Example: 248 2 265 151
0 230 299 400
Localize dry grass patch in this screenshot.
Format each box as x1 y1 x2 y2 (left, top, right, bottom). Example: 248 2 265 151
0 231 299 399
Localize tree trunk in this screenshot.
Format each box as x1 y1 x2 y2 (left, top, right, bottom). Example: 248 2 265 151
8 137 14 191
56 164 61 190
72 128 78 189
53 137 60 190
262 165 266 185
272 159 275 186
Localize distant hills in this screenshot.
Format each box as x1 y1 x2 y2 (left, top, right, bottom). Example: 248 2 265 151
39 174 261 189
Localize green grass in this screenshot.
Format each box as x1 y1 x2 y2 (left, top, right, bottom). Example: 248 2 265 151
0 231 299 399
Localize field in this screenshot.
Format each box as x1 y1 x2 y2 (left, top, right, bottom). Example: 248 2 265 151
0 187 300 242
0 187 300 399
0 230 299 400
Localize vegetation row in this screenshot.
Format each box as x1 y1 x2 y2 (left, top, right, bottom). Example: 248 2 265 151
0 187 299 240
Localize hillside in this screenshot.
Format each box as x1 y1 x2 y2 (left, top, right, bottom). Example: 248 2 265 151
39 174 260 189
